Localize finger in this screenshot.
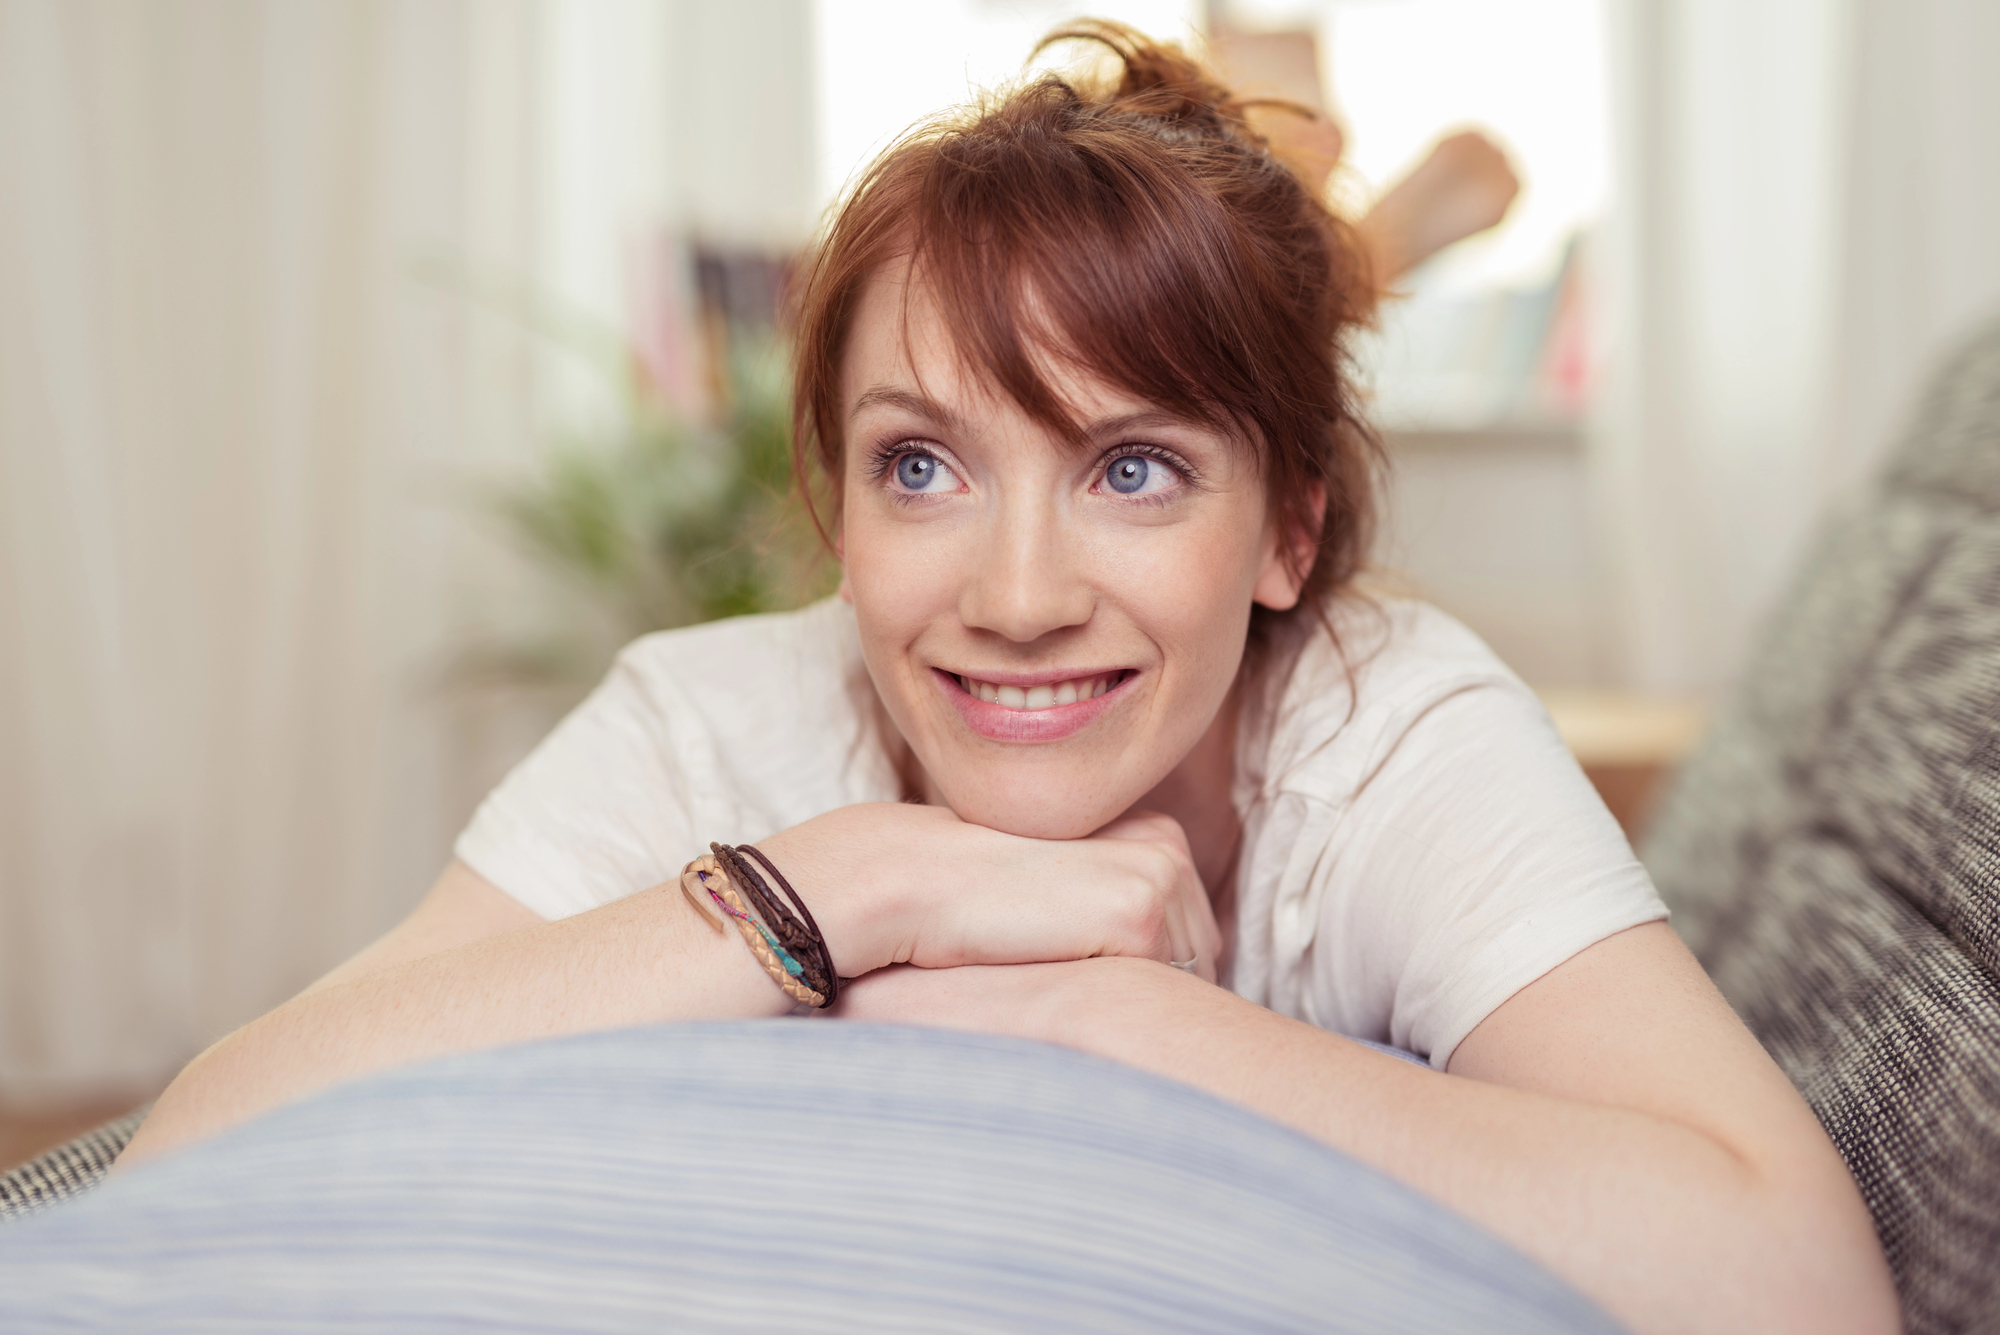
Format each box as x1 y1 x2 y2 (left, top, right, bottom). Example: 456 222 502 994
1133 840 1194 972
1087 844 1180 969
1176 878 1218 985
1147 829 1218 984
1159 888 1196 975
1186 869 1224 985
1099 815 1208 977
1153 841 1220 984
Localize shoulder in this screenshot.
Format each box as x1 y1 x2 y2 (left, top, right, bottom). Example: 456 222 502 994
1239 595 1531 805
453 598 894 921
612 596 865 707
540 598 869 781
1231 597 1666 1065
595 595 888 799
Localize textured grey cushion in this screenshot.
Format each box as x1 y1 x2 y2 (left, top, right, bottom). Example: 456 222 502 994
0 1107 147 1221
1643 318 2000 1335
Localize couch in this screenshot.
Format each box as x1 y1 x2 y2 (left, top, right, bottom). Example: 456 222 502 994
1643 317 2000 1335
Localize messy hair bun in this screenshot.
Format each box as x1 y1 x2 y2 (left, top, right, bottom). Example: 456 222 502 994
1041 21 1250 133
790 18 1379 642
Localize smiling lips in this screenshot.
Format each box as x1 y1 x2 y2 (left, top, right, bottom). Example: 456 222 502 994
935 667 1133 743
956 672 1118 710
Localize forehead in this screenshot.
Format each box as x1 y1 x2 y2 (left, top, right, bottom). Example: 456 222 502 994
839 260 1201 442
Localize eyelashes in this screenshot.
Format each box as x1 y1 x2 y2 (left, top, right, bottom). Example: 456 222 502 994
1099 442 1201 487
862 438 1203 495
862 438 923 482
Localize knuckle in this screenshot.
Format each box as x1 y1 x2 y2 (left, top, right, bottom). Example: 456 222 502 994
1139 842 1184 886
1111 873 1170 944
1112 872 1158 921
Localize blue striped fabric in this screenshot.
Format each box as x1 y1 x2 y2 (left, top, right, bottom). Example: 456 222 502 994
0 1023 1619 1333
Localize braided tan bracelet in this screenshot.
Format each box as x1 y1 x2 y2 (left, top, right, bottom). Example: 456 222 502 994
678 858 726 933
680 856 826 1009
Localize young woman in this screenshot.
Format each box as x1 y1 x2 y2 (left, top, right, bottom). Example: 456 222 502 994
119 25 1898 1335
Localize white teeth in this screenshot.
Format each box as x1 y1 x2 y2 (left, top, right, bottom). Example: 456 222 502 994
962 672 1123 711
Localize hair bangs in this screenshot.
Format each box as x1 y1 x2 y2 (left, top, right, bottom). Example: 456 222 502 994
900 101 1257 454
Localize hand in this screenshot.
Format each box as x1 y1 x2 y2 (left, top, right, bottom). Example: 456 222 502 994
753 804 1222 983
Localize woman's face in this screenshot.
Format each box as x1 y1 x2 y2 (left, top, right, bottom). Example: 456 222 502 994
838 266 1306 839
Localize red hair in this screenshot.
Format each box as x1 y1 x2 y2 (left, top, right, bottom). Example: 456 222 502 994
789 20 1379 637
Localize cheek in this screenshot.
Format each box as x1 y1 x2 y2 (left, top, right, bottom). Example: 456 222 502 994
1109 515 1270 733
839 505 962 637
1116 511 1270 644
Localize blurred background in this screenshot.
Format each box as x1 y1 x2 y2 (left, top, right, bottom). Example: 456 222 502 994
3 0 1998 1152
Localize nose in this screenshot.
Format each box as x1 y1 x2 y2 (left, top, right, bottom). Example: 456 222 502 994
956 494 1094 643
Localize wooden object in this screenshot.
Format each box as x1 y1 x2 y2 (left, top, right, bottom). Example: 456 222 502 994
1538 689 1709 841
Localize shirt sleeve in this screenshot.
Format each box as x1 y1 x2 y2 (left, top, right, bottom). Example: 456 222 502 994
1302 681 1668 1069
452 642 709 921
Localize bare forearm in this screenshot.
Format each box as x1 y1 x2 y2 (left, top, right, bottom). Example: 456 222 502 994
120 886 782 1167
120 803 1223 1170
1043 962 1890 1335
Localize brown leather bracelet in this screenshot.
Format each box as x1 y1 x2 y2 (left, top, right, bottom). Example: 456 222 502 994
682 856 825 1008
737 842 842 1007
710 842 837 1006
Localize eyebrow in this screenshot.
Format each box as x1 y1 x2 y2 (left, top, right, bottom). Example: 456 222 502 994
1082 409 1211 441
849 385 1211 447
849 386 965 435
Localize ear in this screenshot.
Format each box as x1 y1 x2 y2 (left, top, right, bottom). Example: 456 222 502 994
834 529 853 604
1250 483 1327 612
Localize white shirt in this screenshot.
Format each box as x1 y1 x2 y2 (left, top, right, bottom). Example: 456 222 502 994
455 596 1666 1068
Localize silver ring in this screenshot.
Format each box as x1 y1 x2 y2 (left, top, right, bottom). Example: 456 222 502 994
1170 956 1198 972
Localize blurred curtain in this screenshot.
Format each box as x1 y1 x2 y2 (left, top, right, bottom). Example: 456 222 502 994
0 0 716 1103
1596 0 2000 693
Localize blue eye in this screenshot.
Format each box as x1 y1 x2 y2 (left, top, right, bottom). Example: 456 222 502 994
1105 454 1175 496
1106 457 1149 493
892 451 956 493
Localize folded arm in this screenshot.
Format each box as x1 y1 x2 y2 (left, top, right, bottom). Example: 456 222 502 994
116 861 792 1168
118 804 1220 1168
833 923 1901 1335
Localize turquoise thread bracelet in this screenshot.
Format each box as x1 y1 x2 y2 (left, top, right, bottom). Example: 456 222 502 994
704 875 808 979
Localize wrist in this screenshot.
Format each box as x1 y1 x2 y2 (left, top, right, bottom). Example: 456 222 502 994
650 883 799 1020
751 808 921 977
1037 955 1190 1052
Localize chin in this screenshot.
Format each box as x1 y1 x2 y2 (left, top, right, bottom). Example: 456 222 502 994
936 775 1136 840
